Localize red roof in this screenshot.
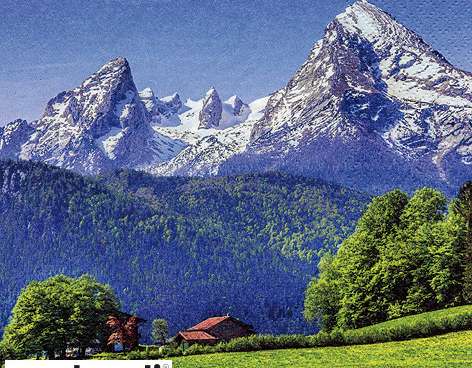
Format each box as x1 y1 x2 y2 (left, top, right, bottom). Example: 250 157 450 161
178 331 218 341
188 316 230 331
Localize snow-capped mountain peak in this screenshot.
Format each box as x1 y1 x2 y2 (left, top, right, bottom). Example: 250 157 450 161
226 95 247 116
206 87 216 95
335 1 408 44
138 87 158 116
147 91 269 176
0 58 185 174
1 2 471 194
242 1 472 194
199 88 223 129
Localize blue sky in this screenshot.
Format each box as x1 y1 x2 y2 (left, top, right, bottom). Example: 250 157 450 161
1 0 471 123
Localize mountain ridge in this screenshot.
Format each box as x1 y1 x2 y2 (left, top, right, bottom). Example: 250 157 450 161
232 0 472 194
1 1 471 193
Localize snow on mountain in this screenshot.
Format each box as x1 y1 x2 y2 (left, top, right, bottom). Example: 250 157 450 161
148 95 269 176
0 119 34 159
197 88 223 129
0 54 267 177
0 58 185 174
139 88 183 126
234 0 472 194
1 0 470 194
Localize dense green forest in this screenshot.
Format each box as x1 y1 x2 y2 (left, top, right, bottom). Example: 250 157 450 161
304 186 471 330
0 160 368 339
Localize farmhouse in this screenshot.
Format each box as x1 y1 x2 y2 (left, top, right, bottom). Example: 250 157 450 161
176 315 255 345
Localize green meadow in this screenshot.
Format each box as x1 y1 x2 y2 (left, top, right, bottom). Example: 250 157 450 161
172 330 472 368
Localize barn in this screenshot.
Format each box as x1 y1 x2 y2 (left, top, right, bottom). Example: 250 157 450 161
176 315 255 345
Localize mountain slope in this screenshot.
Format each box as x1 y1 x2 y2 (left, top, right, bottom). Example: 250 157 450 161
0 160 368 338
223 0 472 194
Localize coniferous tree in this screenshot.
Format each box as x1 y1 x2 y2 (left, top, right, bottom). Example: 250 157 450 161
0 160 368 338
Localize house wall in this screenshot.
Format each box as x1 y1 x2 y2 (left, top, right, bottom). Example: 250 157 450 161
208 320 253 341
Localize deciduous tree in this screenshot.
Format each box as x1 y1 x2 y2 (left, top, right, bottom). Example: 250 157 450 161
2 275 119 359
151 318 168 346
454 182 472 302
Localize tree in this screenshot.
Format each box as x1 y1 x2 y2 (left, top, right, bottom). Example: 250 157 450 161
304 252 340 331
454 181 472 302
0 339 16 362
68 275 121 356
428 209 465 307
335 190 409 328
305 188 466 330
151 318 169 346
106 315 142 351
378 188 447 318
2 275 119 359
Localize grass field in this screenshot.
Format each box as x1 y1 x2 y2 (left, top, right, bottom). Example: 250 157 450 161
172 330 472 367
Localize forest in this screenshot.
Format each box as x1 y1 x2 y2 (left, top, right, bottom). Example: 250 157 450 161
0 160 368 339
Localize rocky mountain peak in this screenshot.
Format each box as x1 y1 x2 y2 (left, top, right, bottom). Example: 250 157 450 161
139 87 159 116
226 95 246 116
0 58 186 174
139 87 155 99
0 119 34 159
198 87 223 129
89 57 131 81
333 0 426 51
242 1 472 194
161 93 183 114
206 87 218 96
139 89 183 125
37 56 147 139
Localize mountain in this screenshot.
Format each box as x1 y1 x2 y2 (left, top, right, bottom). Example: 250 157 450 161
198 88 223 129
223 0 472 194
0 119 34 157
0 58 187 174
0 58 265 177
148 95 268 176
1 1 471 193
0 160 368 338
138 88 183 126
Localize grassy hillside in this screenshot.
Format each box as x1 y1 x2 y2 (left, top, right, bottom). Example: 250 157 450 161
170 306 472 367
172 331 472 367
347 305 472 343
0 160 368 338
